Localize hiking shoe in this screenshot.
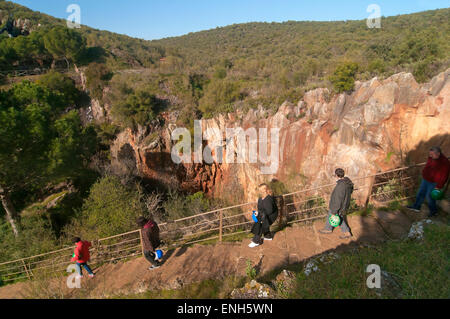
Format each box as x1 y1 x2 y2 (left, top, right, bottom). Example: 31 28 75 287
319 229 332 234
263 237 273 241
428 212 438 218
88 274 95 278
406 206 420 213
148 265 160 270
248 241 260 248
339 233 352 239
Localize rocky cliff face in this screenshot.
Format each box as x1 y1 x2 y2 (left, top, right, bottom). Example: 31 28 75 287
108 69 449 204
0 16 37 36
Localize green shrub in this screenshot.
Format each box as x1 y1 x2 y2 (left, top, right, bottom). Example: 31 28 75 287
246 260 257 280
329 62 359 93
413 58 441 83
37 71 82 107
0 74 7 85
198 79 244 117
213 68 227 79
84 62 112 100
64 175 146 239
397 30 441 64
188 73 209 101
162 190 214 221
111 86 166 129
368 59 386 74
43 26 86 66
0 213 58 263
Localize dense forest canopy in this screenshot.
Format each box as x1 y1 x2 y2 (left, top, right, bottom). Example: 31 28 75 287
1 2 449 104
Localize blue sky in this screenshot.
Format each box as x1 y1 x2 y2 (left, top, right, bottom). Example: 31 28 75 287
9 0 450 40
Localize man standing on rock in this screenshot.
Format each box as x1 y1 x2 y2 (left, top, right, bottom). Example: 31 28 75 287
319 168 354 239
137 216 162 270
407 147 450 217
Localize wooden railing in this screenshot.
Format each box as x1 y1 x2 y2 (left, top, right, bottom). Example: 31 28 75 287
0 67 69 77
0 160 432 284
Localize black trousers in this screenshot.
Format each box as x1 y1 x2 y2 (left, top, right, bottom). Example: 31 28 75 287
252 231 273 244
144 251 161 266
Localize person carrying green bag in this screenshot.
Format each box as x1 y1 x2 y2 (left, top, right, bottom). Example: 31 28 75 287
319 168 354 239
407 147 449 217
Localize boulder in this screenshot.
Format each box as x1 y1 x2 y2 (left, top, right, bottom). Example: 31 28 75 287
272 270 297 293
230 280 275 299
407 219 433 240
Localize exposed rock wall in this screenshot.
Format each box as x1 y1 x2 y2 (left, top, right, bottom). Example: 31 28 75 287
110 69 450 204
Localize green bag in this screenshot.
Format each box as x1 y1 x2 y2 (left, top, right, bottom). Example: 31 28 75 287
329 214 341 227
431 189 444 200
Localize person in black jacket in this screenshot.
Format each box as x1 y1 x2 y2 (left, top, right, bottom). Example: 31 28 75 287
249 184 279 248
137 216 162 270
319 168 354 239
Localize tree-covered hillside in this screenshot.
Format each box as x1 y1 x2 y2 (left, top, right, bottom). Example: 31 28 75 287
152 9 449 113
1 2 449 119
0 0 165 69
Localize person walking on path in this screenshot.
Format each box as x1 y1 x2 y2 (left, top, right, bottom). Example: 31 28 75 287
137 216 162 270
249 183 279 248
71 237 95 278
319 168 354 239
407 146 450 217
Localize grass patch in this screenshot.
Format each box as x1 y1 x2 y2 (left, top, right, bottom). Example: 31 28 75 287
378 199 406 212
348 205 374 217
286 222 449 299
21 191 69 217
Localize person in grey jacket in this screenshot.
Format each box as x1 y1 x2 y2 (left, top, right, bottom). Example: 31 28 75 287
319 168 354 239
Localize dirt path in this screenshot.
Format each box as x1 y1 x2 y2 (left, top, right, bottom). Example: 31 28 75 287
0 208 434 299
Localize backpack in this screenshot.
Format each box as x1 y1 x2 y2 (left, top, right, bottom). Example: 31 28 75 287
268 196 279 224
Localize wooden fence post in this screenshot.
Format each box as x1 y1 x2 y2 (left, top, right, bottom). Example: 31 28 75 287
365 176 376 209
21 259 31 280
219 210 223 242
139 229 145 257
277 195 285 228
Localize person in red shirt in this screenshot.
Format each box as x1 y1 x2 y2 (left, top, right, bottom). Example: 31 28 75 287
71 237 95 278
408 147 450 217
